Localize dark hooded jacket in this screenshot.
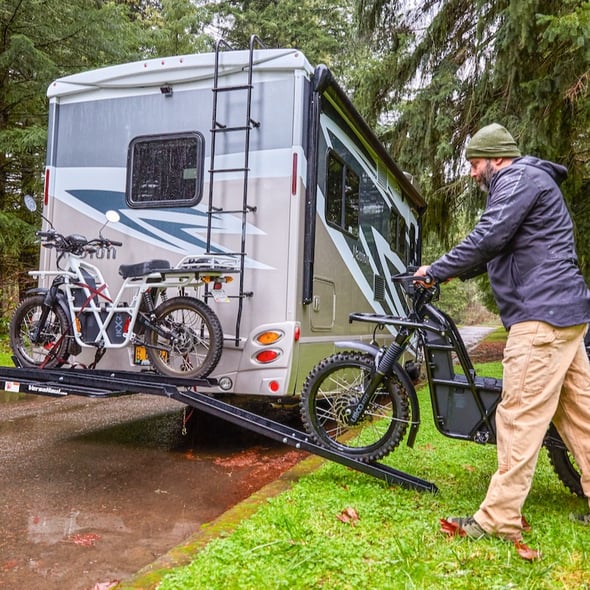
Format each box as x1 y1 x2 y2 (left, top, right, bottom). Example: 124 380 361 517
429 156 590 329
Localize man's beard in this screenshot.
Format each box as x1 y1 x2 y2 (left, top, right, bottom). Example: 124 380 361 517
478 160 495 192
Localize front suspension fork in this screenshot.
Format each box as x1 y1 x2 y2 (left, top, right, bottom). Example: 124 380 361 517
31 285 60 343
348 327 411 425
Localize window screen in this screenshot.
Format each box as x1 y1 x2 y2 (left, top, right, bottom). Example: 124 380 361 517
126 132 204 208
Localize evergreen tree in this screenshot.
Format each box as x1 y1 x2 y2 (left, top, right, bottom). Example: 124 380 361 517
204 0 353 71
0 0 144 320
350 1 590 274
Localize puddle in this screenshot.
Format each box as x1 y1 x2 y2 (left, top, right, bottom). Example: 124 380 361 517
0 394 304 589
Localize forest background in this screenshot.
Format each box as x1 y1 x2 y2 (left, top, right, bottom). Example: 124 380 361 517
1 0 589 326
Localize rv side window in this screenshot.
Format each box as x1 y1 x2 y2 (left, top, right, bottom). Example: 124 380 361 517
390 210 408 261
325 151 359 237
126 132 204 208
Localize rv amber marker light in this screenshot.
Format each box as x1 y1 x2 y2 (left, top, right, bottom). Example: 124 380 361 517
254 349 280 364
255 330 283 345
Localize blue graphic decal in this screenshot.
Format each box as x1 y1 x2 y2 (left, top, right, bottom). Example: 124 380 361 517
67 189 222 252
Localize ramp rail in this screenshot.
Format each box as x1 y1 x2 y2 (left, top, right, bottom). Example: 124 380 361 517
0 366 437 493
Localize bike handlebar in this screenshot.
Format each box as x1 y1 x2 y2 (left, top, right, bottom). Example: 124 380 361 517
36 231 122 253
391 271 436 287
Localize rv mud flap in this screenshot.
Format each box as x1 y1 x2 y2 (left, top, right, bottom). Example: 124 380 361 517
0 365 437 493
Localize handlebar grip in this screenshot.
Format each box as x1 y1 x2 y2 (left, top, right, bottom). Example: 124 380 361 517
109 240 123 247
36 231 56 239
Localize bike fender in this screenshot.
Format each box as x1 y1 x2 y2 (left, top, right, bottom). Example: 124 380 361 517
24 286 48 297
334 340 380 356
25 287 70 313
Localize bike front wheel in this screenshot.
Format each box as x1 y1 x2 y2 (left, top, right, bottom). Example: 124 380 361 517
9 294 71 368
300 352 410 462
146 296 223 379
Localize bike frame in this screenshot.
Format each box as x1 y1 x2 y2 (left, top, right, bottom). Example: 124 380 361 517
30 253 235 350
337 281 502 448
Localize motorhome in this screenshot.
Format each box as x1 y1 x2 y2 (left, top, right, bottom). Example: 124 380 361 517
41 37 426 399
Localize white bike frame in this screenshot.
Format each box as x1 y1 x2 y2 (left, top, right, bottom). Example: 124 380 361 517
30 253 237 350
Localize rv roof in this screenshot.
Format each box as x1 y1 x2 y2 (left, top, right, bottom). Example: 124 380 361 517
47 48 312 98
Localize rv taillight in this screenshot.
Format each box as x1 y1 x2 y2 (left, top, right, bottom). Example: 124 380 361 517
294 326 300 341
255 330 283 345
268 380 280 393
44 168 50 206
254 349 281 364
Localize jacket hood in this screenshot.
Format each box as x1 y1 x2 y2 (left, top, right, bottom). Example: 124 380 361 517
517 155 568 185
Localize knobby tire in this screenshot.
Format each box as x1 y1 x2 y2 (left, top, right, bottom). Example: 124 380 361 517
300 352 410 462
545 423 585 497
9 294 71 368
146 296 223 378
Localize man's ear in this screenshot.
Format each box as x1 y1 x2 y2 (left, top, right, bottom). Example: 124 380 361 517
493 157 513 170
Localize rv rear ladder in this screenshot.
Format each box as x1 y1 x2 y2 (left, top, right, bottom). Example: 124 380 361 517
206 35 267 346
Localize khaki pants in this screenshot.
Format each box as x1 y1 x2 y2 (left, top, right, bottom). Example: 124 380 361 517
474 321 590 540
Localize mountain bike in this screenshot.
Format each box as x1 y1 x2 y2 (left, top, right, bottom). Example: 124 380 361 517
10 196 235 379
300 270 584 497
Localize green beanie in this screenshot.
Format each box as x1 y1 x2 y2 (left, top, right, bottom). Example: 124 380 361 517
465 123 521 159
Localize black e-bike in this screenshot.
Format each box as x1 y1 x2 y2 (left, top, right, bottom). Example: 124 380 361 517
300 271 583 497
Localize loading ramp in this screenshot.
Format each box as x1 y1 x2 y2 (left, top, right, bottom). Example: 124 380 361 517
0 366 437 493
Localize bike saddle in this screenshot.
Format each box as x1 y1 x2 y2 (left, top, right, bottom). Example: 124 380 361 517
118 259 171 279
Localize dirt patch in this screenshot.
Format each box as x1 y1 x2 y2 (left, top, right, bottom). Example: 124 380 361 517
469 340 505 363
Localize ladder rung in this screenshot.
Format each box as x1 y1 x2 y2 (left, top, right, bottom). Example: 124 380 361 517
209 167 249 174
205 251 246 257
207 208 255 215
211 126 253 133
213 84 252 92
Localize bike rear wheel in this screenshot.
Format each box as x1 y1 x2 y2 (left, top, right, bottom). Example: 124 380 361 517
300 352 410 462
545 423 585 497
146 296 223 378
9 294 71 368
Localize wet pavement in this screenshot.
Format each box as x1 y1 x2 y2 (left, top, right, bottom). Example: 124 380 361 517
459 325 498 349
0 393 304 590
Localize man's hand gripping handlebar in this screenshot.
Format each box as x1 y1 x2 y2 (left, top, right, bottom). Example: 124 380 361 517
413 265 436 288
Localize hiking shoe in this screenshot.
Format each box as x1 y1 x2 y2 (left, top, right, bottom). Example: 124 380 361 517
569 512 590 525
443 516 488 539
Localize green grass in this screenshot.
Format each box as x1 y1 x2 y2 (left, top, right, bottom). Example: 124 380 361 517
0 350 13 366
484 326 510 342
154 360 590 590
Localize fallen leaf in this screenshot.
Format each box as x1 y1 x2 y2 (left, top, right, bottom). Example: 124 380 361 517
439 518 465 537
521 515 532 532
337 507 360 526
68 533 101 547
514 541 541 561
2 559 19 571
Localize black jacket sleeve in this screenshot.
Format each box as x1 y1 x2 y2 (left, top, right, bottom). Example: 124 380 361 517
429 166 538 282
